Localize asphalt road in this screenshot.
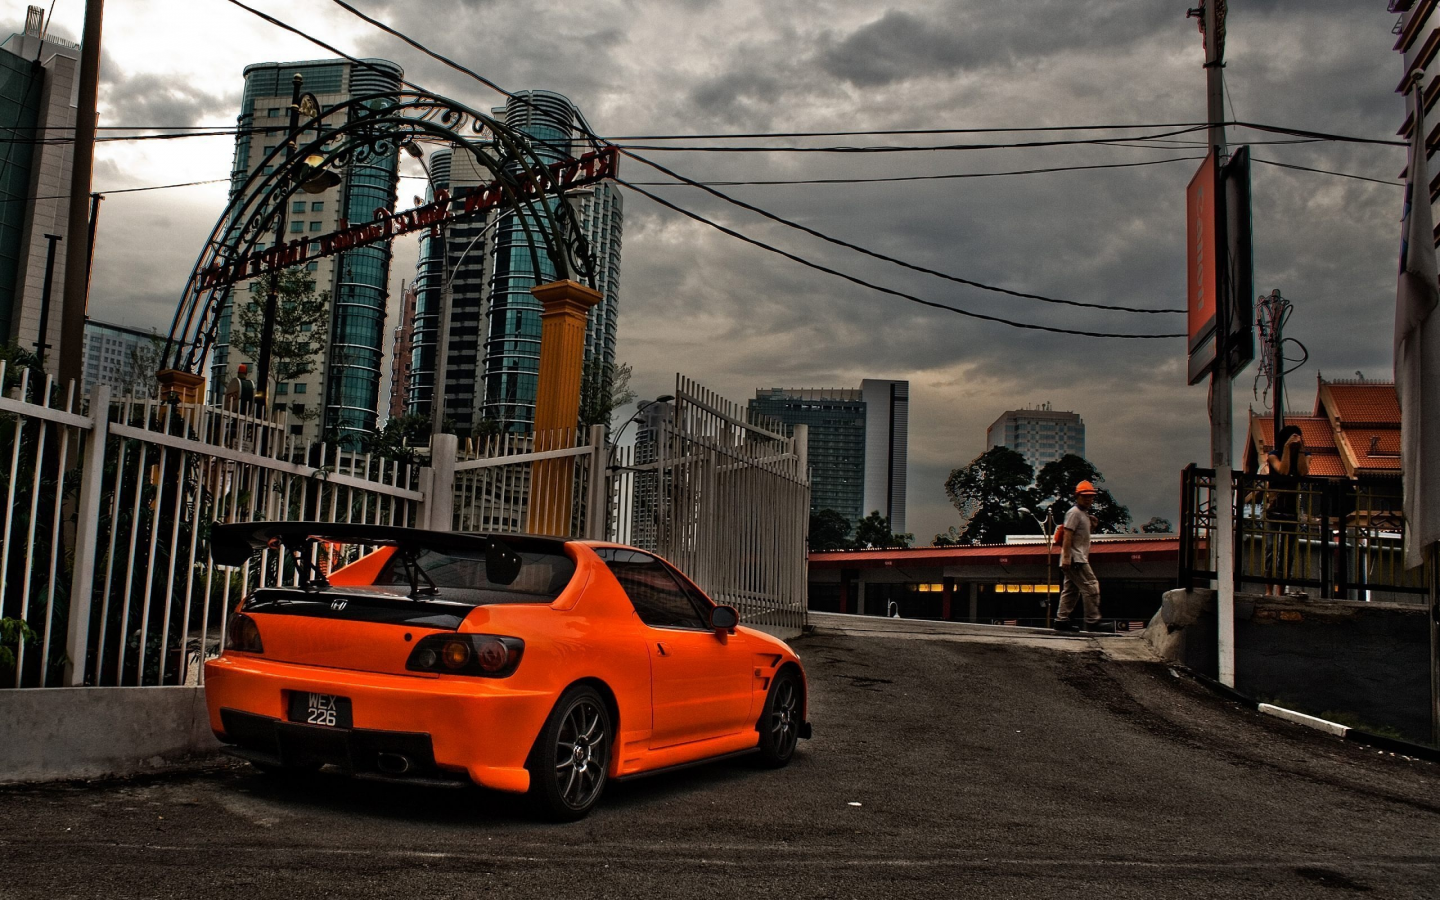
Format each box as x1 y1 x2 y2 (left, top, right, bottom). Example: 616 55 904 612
3 624 1440 899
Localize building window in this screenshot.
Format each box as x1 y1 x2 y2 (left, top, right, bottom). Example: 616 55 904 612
267 108 280 117
311 201 324 212
305 262 318 271
290 424 304 435
309 221 322 231
292 200 306 213
290 221 304 233
294 383 307 394
276 383 288 394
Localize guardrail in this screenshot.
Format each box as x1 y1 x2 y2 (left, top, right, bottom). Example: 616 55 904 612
1178 464 1431 602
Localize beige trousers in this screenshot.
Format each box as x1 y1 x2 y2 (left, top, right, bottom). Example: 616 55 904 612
1058 562 1101 624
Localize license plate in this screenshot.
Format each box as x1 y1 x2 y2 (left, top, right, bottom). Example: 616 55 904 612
288 692 353 728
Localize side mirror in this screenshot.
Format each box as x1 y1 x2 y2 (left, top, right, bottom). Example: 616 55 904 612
710 605 739 632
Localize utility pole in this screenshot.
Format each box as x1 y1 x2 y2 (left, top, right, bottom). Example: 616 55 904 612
1201 0 1237 688
34 234 61 369
255 73 304 415
55 0 103 390
1256 288 1290 440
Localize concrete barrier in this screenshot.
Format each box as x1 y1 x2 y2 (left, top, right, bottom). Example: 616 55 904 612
1145 588 1432 744
0 686 221 783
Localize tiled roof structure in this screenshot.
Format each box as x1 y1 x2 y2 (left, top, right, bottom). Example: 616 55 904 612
1245 378 1401 479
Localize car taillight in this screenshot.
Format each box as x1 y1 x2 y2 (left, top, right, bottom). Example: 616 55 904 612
225 613 264 654
407 634 523 677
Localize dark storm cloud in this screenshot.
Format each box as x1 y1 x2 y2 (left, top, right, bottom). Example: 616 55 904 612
100 65 236 128
817 1 1177 88
76 0 1411 539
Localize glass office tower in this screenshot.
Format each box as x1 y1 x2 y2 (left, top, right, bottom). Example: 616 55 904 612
217 57 403 444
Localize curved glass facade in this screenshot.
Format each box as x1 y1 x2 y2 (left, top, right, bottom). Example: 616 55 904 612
406 149 449 419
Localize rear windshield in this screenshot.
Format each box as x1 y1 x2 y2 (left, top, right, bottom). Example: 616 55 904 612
372 546 576 604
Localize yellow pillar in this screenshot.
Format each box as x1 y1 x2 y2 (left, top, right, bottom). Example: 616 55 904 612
528 279 602 536
156 369 205 405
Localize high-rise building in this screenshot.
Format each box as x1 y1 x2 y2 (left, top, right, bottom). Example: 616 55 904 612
629 399 674 550
387 280 418 420
0 8 78 369
215 57 403 443
81 319 161 398
1395 4 1440 240
749 381 909 532
406 90 622 435
861 379 909 534
986 404 1086 474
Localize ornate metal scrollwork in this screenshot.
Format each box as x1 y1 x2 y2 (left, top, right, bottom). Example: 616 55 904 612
164 88 604 376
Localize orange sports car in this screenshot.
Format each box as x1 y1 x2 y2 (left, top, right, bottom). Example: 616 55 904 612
205 522 810 820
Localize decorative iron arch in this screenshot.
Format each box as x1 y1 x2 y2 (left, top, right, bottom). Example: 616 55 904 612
163 87 606 376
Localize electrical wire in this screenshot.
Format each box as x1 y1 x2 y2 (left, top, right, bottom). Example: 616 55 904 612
311 0 1186 319
1252 157 1400 187
617 177 1183 339
0 176 229 205
621 156 1205 186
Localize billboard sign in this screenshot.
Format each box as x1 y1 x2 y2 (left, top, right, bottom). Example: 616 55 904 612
1186 150 1219 384
199 146 619 290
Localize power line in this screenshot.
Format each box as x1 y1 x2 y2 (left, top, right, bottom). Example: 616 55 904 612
1252 157 1401 187
0 177 229 205
622 156 1205 186
309 0 1185 320
617 178 1184 340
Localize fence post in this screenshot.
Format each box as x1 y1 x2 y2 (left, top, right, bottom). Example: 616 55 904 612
422 433 457 532
585 424 607 540
64 384 108 686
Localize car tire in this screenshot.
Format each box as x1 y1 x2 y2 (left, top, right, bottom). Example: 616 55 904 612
755 668 802 768
528 685 612 821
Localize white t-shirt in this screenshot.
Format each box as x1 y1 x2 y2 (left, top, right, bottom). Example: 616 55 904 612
1064 504 1092 564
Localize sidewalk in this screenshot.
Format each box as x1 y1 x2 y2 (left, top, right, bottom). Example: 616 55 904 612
805 611 1159 662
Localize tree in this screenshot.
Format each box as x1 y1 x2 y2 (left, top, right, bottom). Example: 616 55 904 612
809 508 853 550
853 510 913 549
579 358 637 431
932 526 962 547
1034 453 1133 534
229 268 331 407
116 333 166 399
1141 516 1173 534
361 412 432 466
944 446 1035 545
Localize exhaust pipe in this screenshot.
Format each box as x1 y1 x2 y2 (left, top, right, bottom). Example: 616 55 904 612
376 752 411 775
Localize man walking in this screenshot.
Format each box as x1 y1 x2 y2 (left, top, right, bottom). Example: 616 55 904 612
1054 480 1102 633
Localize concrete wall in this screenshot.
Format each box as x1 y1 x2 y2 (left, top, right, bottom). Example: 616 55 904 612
1147 589 1431 744
0 687 221 783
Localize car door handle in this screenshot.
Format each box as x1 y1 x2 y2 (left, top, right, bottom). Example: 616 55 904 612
656 642 670 657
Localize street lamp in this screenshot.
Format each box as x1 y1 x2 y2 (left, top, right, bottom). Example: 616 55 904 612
608 395 676 464
1019 506 1057 627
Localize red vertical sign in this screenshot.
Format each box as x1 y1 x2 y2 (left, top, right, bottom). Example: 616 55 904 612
1186 151 1219 382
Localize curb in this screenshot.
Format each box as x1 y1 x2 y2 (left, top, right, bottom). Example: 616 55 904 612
1175 667 1440 763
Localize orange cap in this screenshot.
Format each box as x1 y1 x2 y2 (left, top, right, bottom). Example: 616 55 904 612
1075 480 1099 495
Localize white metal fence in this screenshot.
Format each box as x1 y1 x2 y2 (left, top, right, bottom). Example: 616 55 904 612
1 364 422 688
1 368 808 691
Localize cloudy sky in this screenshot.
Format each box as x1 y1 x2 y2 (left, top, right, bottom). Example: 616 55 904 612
7 0 1410 541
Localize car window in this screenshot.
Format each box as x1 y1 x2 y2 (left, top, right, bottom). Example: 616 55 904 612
373 547 574 604
593 548 708 629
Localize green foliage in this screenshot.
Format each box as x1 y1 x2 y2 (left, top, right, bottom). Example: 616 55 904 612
362 412 432 466
1035 454 1131 534
853 510 913 549
1 342 42 393
932 526 962 547
231 268 331 385
0 617 37 670
809 508 853 551
1141 516 1173 534
944 446 1035 545
579 359 637 431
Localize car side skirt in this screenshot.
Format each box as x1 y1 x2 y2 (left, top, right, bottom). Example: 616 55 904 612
613 747 760 783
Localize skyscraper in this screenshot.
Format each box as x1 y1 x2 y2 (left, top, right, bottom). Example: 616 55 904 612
215 57 403 443
0 8 79 369
986 404 1086 474
406 90 622 436
861 379 909 534
749 380 909 533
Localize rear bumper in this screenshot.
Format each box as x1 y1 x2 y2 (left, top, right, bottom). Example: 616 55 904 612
205 655 553 793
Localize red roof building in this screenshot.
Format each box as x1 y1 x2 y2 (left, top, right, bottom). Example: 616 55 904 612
1244 377 1401 479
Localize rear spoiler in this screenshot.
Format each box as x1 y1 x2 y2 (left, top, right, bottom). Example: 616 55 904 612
208 521 544 587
